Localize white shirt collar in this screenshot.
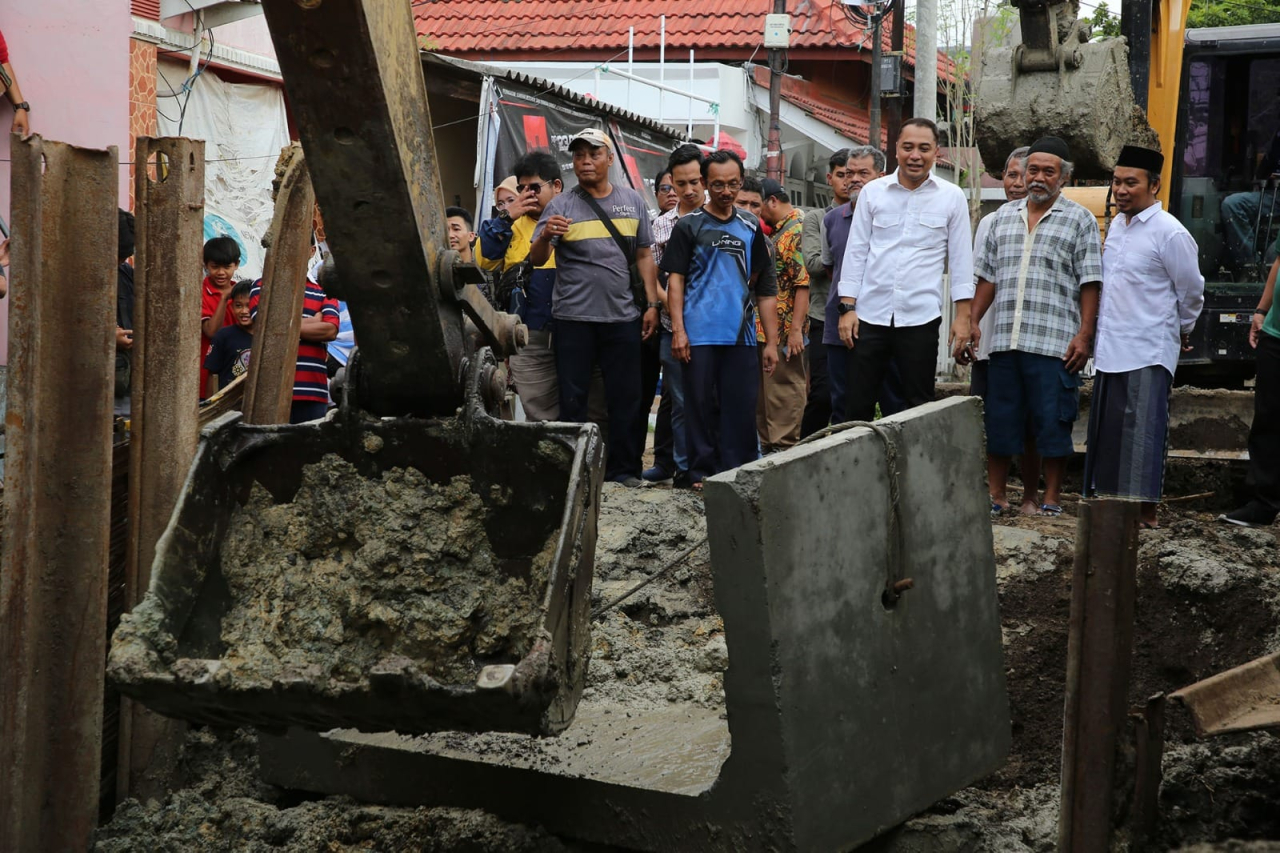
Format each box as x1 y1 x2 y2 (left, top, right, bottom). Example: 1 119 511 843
1124 200 1164 225
888 168 938 191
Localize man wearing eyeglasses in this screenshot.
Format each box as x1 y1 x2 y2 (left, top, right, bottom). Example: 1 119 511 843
531 128 661 487
663 150 780 490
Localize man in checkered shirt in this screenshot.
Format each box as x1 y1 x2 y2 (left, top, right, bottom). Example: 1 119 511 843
971 136 1103 517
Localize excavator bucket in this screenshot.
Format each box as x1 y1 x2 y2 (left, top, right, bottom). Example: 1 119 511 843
107 0 605 737
974 1 1157 178
109 359 604 737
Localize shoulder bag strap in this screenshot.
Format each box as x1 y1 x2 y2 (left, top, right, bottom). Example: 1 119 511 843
573 186 636 264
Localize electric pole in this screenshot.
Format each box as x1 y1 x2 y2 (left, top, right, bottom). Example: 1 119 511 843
914 0 938 124
868 2 884 153
886 0 905 166
766 0 787 181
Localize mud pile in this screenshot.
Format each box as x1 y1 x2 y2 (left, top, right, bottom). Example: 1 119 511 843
95 728 569 853
98 481 1280 850
892 509 1280 851
216 454 555 688
586 483 724 709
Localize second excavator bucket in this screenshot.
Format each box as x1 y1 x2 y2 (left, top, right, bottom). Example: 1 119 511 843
975 9 1157 179
108 356 604 737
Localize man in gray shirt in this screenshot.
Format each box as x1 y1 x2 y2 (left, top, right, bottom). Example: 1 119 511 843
532 128 661 486
800 148 851 436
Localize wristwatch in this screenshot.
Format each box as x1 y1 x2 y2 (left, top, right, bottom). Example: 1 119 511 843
13 102 29 112
646 301 662 310
1256 308 1269 315
837 301 858 315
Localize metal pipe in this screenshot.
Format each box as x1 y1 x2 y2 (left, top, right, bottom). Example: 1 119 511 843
598 65 719 104
688 49 695 139
659 15 666 127
627 26 634 111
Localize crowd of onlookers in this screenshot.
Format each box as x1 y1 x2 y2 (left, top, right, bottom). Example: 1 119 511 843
96 116 1280 529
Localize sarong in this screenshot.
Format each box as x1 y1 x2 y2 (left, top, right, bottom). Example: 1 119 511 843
1083 366 1173 503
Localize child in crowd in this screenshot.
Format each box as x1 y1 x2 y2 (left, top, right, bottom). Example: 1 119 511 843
203 280 254 398
250 262 340 424
200 236 242 398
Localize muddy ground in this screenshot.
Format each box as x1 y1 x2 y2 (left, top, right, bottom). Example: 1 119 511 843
97 474 1280 851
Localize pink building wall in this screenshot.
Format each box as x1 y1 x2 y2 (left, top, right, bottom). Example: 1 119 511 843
0 0 134 363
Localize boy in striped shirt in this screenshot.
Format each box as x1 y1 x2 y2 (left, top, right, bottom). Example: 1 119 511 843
249 271 340 424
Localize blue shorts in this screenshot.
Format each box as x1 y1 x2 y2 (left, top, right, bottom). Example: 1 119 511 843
985 350 1080 458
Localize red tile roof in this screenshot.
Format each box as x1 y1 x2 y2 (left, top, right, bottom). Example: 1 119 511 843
750 65 886 147
414 0 956 81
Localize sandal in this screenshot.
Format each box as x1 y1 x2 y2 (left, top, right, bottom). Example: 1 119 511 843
1036 504 1063 517
991 501 1009 517
691 481 704 493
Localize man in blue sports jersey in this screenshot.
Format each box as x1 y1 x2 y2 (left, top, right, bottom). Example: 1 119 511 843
662 150 780 489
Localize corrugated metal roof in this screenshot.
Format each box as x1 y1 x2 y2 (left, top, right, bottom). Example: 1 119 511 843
423 53 680 139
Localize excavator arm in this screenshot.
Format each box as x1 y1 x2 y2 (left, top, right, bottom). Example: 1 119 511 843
975 0 1192 188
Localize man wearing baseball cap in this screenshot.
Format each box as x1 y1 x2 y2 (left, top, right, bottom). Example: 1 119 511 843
530 127 661 486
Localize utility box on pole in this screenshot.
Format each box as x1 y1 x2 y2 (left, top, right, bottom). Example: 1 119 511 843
764 13 791 48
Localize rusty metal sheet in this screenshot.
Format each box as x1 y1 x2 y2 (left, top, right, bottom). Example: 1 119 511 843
1170 651 1280 737
0 135 119 852
1058 499 1142 853
259 0 464 417
241 147 313 426
119 135 206 804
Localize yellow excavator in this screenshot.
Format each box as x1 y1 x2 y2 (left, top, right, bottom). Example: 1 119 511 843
976 0 1280 383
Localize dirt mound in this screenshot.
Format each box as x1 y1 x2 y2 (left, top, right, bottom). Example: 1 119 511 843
586 483 722 708
95 728 568 852
98 480 1280 850
217 455 555 688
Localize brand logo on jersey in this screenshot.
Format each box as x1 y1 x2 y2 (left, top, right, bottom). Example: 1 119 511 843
711 234 745 251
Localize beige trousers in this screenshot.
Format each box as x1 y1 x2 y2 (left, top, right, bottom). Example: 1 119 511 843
757 344 809 452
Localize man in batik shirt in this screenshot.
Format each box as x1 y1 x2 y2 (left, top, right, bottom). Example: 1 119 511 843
757 178 810 452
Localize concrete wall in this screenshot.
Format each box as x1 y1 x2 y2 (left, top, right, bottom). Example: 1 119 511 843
0 0 134 364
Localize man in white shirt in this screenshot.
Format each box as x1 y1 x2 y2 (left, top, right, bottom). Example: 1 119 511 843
836 118 975 421
1083 145 1204 528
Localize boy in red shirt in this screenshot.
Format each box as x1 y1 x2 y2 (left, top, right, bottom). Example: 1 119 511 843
200 236 242 398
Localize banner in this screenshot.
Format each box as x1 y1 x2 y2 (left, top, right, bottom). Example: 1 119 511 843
610 119 681 212
489 82 682 216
